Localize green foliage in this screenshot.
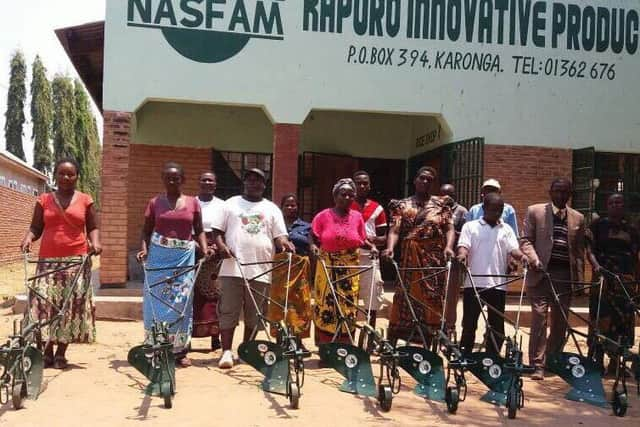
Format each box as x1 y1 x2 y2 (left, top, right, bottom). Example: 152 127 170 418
30 55 53 175
73 80 101 203
4 51 27 160
52 75 76 161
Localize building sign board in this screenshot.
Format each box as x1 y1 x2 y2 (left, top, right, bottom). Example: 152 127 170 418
105 0 640 151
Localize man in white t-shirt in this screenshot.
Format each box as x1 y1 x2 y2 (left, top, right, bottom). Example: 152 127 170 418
212 168 294 369
457 193 528 356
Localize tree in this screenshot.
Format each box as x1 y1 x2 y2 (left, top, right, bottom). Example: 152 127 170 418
30 55 53 174
51 75 76 160
73 79 101 202
4 50 27 160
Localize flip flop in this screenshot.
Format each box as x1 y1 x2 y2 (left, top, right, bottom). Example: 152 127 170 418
176 356 192 368
44 354 54 368
53 356 68 370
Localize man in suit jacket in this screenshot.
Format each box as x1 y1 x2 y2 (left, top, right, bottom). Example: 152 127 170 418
520 178 585 380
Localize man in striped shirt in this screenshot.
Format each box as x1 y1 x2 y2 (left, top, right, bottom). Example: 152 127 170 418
520 178 586 380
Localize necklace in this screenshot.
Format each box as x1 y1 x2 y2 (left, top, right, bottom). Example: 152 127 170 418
165 194 183 211
53 190 76 211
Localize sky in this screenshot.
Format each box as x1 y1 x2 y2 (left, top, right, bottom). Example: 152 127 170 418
0 1 106 165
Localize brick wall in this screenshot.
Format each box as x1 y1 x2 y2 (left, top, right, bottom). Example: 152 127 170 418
100 111 132 285
272 124 300 206
127 144 213 251
0 186 39 263
484 145 573 230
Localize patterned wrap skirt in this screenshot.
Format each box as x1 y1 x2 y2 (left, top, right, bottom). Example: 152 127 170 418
143 233 196 354
590 273 639 348
28 256 96 344
192 256 222 338
267 252 312 338
389 236 448 342
313 248 360 344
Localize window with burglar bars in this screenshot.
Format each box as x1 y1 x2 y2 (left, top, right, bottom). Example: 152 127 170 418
572 148 640 226
408 138 484 210
440 138 484 210
572 147 595 223
211 151 272 200
595 152 640 225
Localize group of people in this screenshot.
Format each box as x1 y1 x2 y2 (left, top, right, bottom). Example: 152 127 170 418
20 159 638 383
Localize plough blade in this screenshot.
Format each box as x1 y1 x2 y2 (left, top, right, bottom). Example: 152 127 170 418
127 344 176 396
319 343 376 397
546 352 608 407
238 340 289 395
466 352 512 405
396 346 445 401
24 346 44 400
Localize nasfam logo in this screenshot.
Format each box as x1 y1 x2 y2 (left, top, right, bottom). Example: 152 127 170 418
127 0 285 63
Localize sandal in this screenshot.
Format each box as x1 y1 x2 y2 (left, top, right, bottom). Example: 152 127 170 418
44 354 54 368
53 356 68 370
176 356 192 368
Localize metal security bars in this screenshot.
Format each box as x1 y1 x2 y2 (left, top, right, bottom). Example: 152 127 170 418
572 149 640 225
572 147 596 224
408 138 484 210
593 152 640 225
212 151 273 200
441 138 485 210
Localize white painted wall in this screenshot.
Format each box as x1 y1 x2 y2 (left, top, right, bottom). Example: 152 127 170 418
0 160 47 195
105 0 640 153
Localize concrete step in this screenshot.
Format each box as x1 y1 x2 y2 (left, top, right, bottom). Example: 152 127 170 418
13 294 142 321
13 288 637 327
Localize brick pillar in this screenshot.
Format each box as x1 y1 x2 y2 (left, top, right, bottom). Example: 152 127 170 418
99 111 132 287
272 123 300 205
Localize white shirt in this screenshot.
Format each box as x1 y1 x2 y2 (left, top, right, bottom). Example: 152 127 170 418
197 196 225 232
457 219 519 291
211 196 288 283
363 204 385 238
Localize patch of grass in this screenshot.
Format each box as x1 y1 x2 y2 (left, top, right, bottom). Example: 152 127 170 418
0 256 101 299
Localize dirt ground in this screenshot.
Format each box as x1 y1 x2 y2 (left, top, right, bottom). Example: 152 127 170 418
0 308 638 427
0 257 101 301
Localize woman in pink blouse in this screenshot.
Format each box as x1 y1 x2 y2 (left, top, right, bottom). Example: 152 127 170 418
310 178 378 344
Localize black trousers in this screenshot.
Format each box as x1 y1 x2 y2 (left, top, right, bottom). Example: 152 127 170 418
460 288 506 356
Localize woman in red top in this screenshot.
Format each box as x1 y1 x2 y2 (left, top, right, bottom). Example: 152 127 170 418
21 158 101 369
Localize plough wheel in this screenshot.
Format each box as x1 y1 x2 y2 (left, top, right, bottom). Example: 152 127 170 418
378 385 393 412
288 382 300 409
612 391 627 417
161 381 172 409
12 381 26 410
445 386 459 414
507 386 519 419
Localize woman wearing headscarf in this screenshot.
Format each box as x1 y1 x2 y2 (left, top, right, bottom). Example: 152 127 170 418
137 162 212 367
382 167 456 344
21 157 101 369
310 178 378 344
